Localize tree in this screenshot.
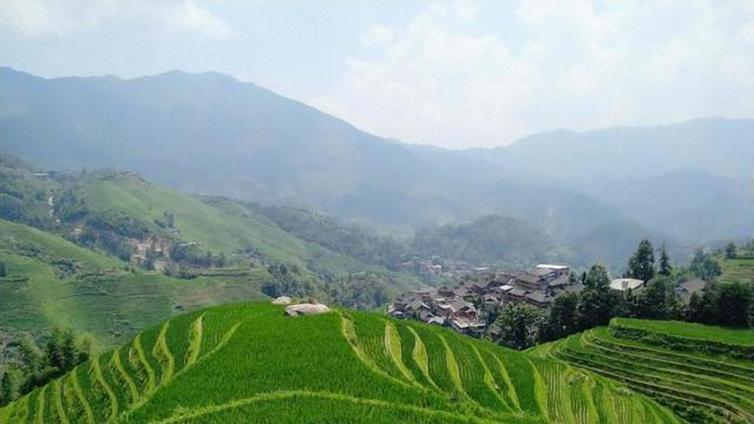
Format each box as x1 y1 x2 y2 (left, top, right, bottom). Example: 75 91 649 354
540 292 579 342
690 248 722 281
0 371 15 406
494 303 543 350
658 245 672 277
634 277 679 320
725 242 737 260
0 261 6 277
627 240 655 282
577 264 621 330
717 282 753 327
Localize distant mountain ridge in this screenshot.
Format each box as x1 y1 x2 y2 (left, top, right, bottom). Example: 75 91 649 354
1 67 751 267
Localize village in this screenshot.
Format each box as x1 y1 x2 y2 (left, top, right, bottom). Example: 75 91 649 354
388 263 708 338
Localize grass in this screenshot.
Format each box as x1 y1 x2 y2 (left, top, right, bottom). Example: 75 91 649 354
720 257 754 285
0 302 673 423
534 319 754 423
611 317 754 347
0 216 270 350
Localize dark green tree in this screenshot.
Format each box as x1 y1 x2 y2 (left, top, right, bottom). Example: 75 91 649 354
0 371 15 406
658 245 672 277
717 282 753 327
635 277 678 320
494 303 543 350
627 240 655 282
540 292 579 342
725 242 737 260
577 264 620 330
690 248 722 281
0 261 6 277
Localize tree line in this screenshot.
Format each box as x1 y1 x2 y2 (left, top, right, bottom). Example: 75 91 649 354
0 328 90 406
491 240 754 350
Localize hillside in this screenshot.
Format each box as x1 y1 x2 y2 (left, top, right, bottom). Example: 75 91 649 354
720 257 754 285
0 67 686 269
0 217 269 349
531 318 754 423
69 171 406 279
0 303 677 423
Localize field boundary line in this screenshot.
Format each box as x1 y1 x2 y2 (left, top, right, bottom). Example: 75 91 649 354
92 355 119 421
406 326 440 390
51 379 70 424
153 321 176 384
71 367 96 424
153 390 512 424
185 314 204 367
383 320 421 387
111 347 140 403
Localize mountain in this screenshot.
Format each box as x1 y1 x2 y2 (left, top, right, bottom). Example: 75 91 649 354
1 67 749 269
481 117 754 183
0 156 425 354
0 67 669 269
585 169 754 245
0 302 677 423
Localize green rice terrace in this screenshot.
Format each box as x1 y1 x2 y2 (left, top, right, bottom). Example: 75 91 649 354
531 318 754 423
0 303 676 423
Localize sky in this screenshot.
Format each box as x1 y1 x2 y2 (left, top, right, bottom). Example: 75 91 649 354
1 0 753 149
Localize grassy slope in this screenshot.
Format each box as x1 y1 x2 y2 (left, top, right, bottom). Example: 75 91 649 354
80 175 415 281
720 257 754 285
0 218 268 349
532 319 754 423
0 302 674 424
612 317 754 347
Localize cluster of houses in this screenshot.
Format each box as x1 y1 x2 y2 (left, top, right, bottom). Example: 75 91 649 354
390 262 710 337
388 264 581 335
394 255 492 283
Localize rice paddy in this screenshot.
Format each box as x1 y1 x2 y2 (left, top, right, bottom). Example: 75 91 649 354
532 318 754 423
0 303 675 423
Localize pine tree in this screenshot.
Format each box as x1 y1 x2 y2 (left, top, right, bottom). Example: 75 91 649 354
0 261 6 277
725 242 737 259
627 240 655 282
658 245 672 277
0 371 14 406
577 264 620 329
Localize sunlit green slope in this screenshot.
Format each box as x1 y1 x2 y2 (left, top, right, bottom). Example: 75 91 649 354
0 303 677 423
531 318 754 423
0 218 267 349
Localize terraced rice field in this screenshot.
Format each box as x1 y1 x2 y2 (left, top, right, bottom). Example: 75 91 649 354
532 320 754 423
0 303 676 423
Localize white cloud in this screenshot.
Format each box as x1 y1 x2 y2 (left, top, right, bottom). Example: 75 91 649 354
0 0 233 40
313 0 754 148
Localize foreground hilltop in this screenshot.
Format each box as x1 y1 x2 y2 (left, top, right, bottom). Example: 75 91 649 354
0 303 676 423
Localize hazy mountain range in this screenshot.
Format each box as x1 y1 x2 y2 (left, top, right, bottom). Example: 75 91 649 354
1 66 752 267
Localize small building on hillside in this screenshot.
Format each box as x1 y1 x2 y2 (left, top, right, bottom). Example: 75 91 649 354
609 278 645 292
